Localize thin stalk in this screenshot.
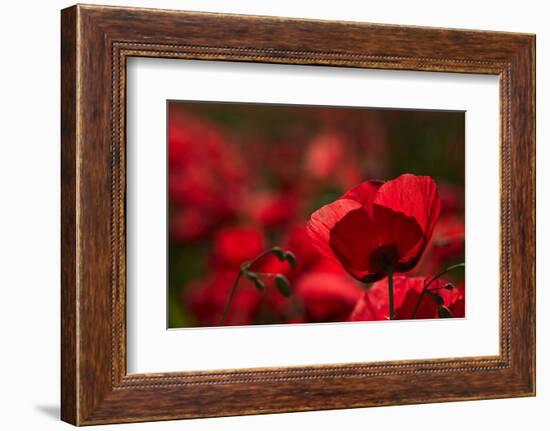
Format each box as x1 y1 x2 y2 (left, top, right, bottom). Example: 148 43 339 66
410 262 465 319
387 266 395 320
219 271 243 326
424 263 465 291
218 247 288 326
410 289 427 320
246 247 281 268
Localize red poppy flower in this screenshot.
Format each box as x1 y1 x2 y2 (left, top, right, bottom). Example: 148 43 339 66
348 275 462 321
306 174 441 282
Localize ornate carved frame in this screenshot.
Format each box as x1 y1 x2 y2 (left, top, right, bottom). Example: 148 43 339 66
61 4 535 425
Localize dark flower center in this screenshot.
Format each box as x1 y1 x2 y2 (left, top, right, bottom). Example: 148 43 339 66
369 244 398 270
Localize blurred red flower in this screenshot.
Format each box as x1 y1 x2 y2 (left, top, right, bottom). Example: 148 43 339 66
295 271 363 322
254 224 346 281
282 225 323 274
213 226 266 269
437 182 464 216
186 268 298 326
304 131 346 180
348 275 464 321
303 131 362 188
186 271 261 326
246 191 300 229
169 207 215 242
419 214 465 273
168 111 248 241
306 174 441 282
432 215 465 260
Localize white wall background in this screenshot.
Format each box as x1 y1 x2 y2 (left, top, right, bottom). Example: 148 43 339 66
0 0 545 429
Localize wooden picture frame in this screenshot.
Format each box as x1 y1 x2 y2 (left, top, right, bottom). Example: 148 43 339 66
61 4 535 425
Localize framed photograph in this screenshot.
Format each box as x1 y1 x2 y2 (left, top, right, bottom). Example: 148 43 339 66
61 4 535 425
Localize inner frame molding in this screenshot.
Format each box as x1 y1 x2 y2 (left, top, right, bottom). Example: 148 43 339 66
117 45 509 380
61 4 534 425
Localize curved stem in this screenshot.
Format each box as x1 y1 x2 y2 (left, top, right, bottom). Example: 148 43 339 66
410 262 465 319
218 247 290 326
251 272 276 278
219 270 243 326
246 247 281 269
220 246 298 326
387 266 394 320
410 289 427 320
423 263 465 291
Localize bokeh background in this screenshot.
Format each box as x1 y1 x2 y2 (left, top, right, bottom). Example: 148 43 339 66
168 101 465 328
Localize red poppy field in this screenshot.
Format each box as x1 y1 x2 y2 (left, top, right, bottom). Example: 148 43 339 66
168 101 465 328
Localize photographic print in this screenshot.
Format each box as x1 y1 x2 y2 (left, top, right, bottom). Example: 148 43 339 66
167 101 465 328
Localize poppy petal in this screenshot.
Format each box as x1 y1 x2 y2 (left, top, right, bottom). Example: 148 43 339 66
349 276 440 321
374 174 441 268
341 179 384 216
396 279 437 319
371 204 424 267
328 208 387 281
306 198 362 262
348 283 388 321
375 174 441 232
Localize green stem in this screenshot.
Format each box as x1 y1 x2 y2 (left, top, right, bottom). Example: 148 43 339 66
424 263 465 291
410 262 465 319
387 266 394 320
246 247 281 269
218 247 288 326
219 271 243 326
251 272 276 278
410 289 427 320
